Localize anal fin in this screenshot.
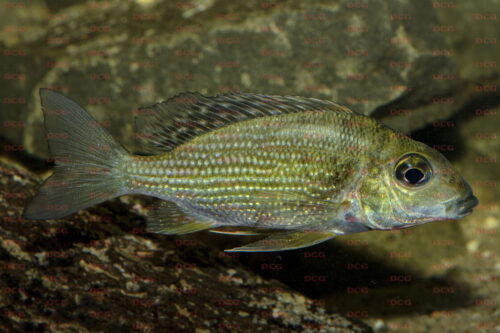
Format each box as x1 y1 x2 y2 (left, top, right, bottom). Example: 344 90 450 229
146 200 215 235
224 230 335 252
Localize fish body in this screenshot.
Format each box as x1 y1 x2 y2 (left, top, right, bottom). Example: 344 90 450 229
24 89 478 251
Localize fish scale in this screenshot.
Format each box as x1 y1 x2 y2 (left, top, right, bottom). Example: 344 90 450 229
121 110 377 231
24 89 478 252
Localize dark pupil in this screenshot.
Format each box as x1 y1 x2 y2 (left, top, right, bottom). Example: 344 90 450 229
405 168 424 184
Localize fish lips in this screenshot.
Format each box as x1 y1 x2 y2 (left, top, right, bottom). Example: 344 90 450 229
454 194 479 217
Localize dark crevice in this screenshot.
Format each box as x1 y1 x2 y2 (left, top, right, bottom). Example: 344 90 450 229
410 91 500 162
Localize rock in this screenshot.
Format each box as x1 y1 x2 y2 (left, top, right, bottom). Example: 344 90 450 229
0 160 372 332
2 0 497 159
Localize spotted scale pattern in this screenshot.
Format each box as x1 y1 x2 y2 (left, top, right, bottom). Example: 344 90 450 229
123 109 388 230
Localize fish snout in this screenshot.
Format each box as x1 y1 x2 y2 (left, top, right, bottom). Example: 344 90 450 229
454 193 479 217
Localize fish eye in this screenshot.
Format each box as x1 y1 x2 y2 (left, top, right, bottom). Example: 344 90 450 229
395 153 432 187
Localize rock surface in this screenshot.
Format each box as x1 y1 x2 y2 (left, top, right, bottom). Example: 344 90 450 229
0 160 372 333
1 0 498 158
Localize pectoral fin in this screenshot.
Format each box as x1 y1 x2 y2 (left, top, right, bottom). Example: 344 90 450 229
224 230 336 252
146 200 216 235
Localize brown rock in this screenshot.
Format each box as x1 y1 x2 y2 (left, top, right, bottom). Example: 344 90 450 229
0 160 372 332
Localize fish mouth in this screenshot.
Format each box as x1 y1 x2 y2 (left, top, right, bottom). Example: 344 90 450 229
455 194 479 216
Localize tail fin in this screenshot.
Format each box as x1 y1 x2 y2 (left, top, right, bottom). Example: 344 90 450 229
24 89 129 220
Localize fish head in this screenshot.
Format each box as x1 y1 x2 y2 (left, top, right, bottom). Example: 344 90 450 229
359 137 478 230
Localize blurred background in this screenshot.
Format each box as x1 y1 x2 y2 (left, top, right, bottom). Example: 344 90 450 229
0 0 498 332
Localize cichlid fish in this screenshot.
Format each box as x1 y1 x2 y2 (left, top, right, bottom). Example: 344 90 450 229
24 89 478 252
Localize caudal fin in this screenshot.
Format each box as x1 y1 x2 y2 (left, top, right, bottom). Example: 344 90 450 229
23 89 129 220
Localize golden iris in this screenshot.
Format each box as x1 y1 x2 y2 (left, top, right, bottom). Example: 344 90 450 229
395 153 432 187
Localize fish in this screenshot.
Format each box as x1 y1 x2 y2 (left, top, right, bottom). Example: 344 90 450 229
24 89 479 252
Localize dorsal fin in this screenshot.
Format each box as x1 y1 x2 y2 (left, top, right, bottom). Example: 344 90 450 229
135 92 353 154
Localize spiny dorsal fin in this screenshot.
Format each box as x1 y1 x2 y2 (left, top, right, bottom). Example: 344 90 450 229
135 92 353 154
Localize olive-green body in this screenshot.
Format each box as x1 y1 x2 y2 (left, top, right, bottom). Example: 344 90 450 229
124 110 392 230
